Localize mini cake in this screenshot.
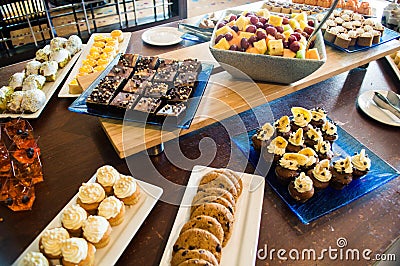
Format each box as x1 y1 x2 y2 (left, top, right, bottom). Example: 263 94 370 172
98 196 126 226
357 32 373 47
371 30 381 44
66 35 83 56
6 91 25 113
113 174 141 205
61 204 88 237
265 136 288 164
21 89 46 113
109 92 139 112
334 33 351 49
9 72 25 90
0 86 13 112
39 227 70 259
40 61 59 82
133 97 162 114
144 82 169 97
25 60 42 76
23 74 46 91
18 251 49 266
95 165 120 194
107 65 133 79
82 215 112 249
351 149 371 178
274 115 291 139
288 172 314 202
314 139 334 160
298 147 318 171
307 159 332 190
111 29 124 42
330 156 353 190
310 107 327 128
35 45 51 62
347 30 359 46
118 53 139 68
321 120 338 143
304 125 323 148
286 128 305 153
251 122 274 152
324 27 339 43
49 48 71 68
275 152 307 185
61 237 96 266
77 182 106 214
290 107 312 132
50 37 68 50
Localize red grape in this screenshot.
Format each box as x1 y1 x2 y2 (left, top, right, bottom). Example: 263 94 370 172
225 32 233 41
288 35 297 44
250 16 259 25
289 41 301 52
276 26 284 33
246 25 257 33
241 38 250 49
282 17 289 25
265 26 277 36
248 35 258 45
229 14 237 22
308 20 315 27
304 26 314 36
229 44 238 51
256 30 267 40
215 35 224 44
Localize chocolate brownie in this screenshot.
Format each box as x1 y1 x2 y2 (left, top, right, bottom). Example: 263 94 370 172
158 58 179 72
164 86 192 102
156 103 186 117
109 92 138 110
171 249 218 266
107 64 133 79
118 53 139 68
86 76 124 108
180 215 224 244
133 97 162 114
153 70 177 86
122 78 146 94
134 56 159 72
178 59 202 73
143 82 169 98
174 72 197 88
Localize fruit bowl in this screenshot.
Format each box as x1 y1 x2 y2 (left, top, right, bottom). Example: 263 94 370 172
209 9 327 84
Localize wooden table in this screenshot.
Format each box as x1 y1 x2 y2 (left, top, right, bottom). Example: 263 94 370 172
0 3 400 266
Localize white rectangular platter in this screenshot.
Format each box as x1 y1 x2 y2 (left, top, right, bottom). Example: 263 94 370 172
58 32 132 98
160 165 265 266
12 174 163 266
0 51 82 119
385 55 400 80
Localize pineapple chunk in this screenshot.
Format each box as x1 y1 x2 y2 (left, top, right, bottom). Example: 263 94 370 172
238 31 255 39
299 20 308 31
214 37 230 50
267 39 284 56
256 9 270 19
236 15 250 31
289 19 300 30
253 39 267 54
269 14 283 27
216 25 235 38
294 12 307 23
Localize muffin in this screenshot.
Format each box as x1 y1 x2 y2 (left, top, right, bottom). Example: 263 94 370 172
264 136 288 164
321 120 338 143
347 30 359 46
334 33 351 49
310 107 327 128
371 30 381 44
61 237 96 266
113 175 141 205
324 27 339 43
61 204 88 237
286 128 305 153
274 115 291 139
330 156 353 190
82 215 112 249
304 125 323 148
95 165 120 195
290 107 312 132
351 149 371 178
298 147 319 171
39 227 70 259
275 153 308 185
98 196 126 226
251 122 274 152
307 159 332 190
77 182 106 214
314 139 334 161
18 251 49 266
357 32 373 47
288 172 315 202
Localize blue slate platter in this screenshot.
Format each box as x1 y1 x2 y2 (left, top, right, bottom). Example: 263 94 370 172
232 125 399 224
68 61 214 129
325 27 400 53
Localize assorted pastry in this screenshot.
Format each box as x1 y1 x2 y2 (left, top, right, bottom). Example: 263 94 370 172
252 106 372 202
18 165 141 265
85 54 202 124
68 30 125 94
170 168 243 266
1 35 82 114
0 119 43 211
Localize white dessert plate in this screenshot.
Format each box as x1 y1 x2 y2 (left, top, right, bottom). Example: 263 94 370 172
159 165 265 266
58 32 132 98
0 51 82 118
12 174 163 266
357 90 400 127
141 27 183 46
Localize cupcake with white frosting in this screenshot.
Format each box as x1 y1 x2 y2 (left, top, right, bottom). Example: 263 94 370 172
251 122 274 152
288 172 315 202
95 165 120 194
18 251 49 266
98 196 126 226
113 175 141 205
61 204 88 237
330 156 353 190
307 159 332 190
274 115 291 139
82 215 112 249
77 182 106 214
39 227 70 259
265 136 288 164
351 149 371 178
61 237 96 266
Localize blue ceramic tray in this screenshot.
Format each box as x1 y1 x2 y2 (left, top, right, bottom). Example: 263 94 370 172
68 61 214 129
325 27 400 53
232 125 399 224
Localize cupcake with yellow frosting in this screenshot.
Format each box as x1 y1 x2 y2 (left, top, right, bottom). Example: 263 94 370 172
314 139 334 161
61 237 96 266
307 159 332 190
113 175 141 205
265 136 288 164
275 153 308 185
61 204 88 237
310 107 327 129
330 156 353 190
304 125 323 148
77 182 106 214
111 29 124 42
286 128 305 153
95 165 120 194
298 147 319 171
251 122 274 152
98 196 126 226
290 106 312 133
39 227 70 259
82 215 112 249
351 149 371 178
18 251 49 266
321 120 338 143
274 115 291 139
288 172 315 202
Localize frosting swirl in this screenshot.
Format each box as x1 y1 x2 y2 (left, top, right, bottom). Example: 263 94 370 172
333 156 353 174
61 204 87 230
78 182 105 204
311 107 327 122
113 175 137 199
18 251 49 266
312 161 332 182
322 120 337 136
267 136 287 156
288 128 304 146
306 125 322 142
298 147 317 167
314 140 332 155
351 149 371 171
294 172 313 193
291 107 311 127
274 115 290 133
61 237 89 264
40 227 69 257
96 165 120 187
98 196 123 219
256 122 274 141
83 215 110 243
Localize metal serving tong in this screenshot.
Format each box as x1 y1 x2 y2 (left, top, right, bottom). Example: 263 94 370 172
372 91 400 119
178 23 213 41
